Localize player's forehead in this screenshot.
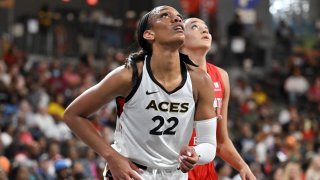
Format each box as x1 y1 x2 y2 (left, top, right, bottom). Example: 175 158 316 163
151 6 180 15
184 18 206 26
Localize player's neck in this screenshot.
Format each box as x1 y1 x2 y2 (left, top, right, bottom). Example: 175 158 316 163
150 50 181 85
151 49 180 72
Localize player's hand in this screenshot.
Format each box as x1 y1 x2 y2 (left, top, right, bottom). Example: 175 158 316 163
178 146 199 173
107 151 142 180
239 165 256 180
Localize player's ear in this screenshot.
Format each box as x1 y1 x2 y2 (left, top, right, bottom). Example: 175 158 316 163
143 30 155 41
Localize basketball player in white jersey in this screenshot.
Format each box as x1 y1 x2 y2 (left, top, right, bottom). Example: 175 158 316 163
64 6 218 180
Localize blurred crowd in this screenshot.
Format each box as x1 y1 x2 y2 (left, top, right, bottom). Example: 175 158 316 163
1 5 320 180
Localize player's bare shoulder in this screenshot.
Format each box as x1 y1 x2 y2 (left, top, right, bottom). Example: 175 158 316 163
109 65 132 84
215 66 230 93
216 66 229 81
188 65 212 85
96 59 143 98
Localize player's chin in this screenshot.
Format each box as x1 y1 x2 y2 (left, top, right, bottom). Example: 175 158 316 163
201 43 211 49
174 33 185 41
176 37 185 44
169 36 185 47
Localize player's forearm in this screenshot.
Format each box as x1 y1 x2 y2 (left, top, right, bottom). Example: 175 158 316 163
217 138 248 172
64 114 115 160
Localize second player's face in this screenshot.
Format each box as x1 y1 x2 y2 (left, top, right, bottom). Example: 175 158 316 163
183 18 212 50
148 6 185 46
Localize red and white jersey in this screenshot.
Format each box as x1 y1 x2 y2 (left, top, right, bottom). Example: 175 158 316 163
114 55 195 169
206 63 224 117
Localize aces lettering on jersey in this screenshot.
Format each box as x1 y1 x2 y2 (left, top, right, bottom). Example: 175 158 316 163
145 100 189 113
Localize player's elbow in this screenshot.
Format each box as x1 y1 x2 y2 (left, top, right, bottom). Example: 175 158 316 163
194 142 216 164
63 108 75 126
216 135 229 154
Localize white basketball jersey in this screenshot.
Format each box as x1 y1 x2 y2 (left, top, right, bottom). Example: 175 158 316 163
114 55 195 169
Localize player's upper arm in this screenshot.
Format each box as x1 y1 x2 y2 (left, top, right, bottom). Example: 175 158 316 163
190 68 216 121
217 67 230 116
217 67 230 101
216 67 231 143
64 65 134 119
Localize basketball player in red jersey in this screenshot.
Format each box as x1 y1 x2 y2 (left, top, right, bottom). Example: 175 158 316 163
181 18 256 180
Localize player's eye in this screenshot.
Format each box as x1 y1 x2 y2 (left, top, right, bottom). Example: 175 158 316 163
191 25 199 29
160 12 169 18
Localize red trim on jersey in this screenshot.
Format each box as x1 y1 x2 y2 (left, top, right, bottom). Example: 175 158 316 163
116 97 125 117
188 63 224 180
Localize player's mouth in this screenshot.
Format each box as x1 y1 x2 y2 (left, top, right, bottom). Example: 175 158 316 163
202 35 210 40
173 24 184 33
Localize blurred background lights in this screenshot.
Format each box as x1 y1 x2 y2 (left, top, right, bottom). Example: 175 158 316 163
269 0 310 20
86 0 98 6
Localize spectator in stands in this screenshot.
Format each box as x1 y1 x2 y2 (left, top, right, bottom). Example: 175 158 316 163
0 61 10 86
283 162 303 180
62 63 81 88
9 165 31 180
3 45 18 68
0 155 10 177
307 76 320 104
250 20 271 67
54 159 72 179
71 161 86 179
264 61 286 102
252 82 268 106
37 154 55 180
0 167 7 180
38 4 52 34
227 13 246 66
284 67 309 105
255 132 268 165
231 77 252 105
305 154 320 180
33 106 60 139
215 161 232 180
80 147 99 180
47 93 65 121
272 166 284 180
